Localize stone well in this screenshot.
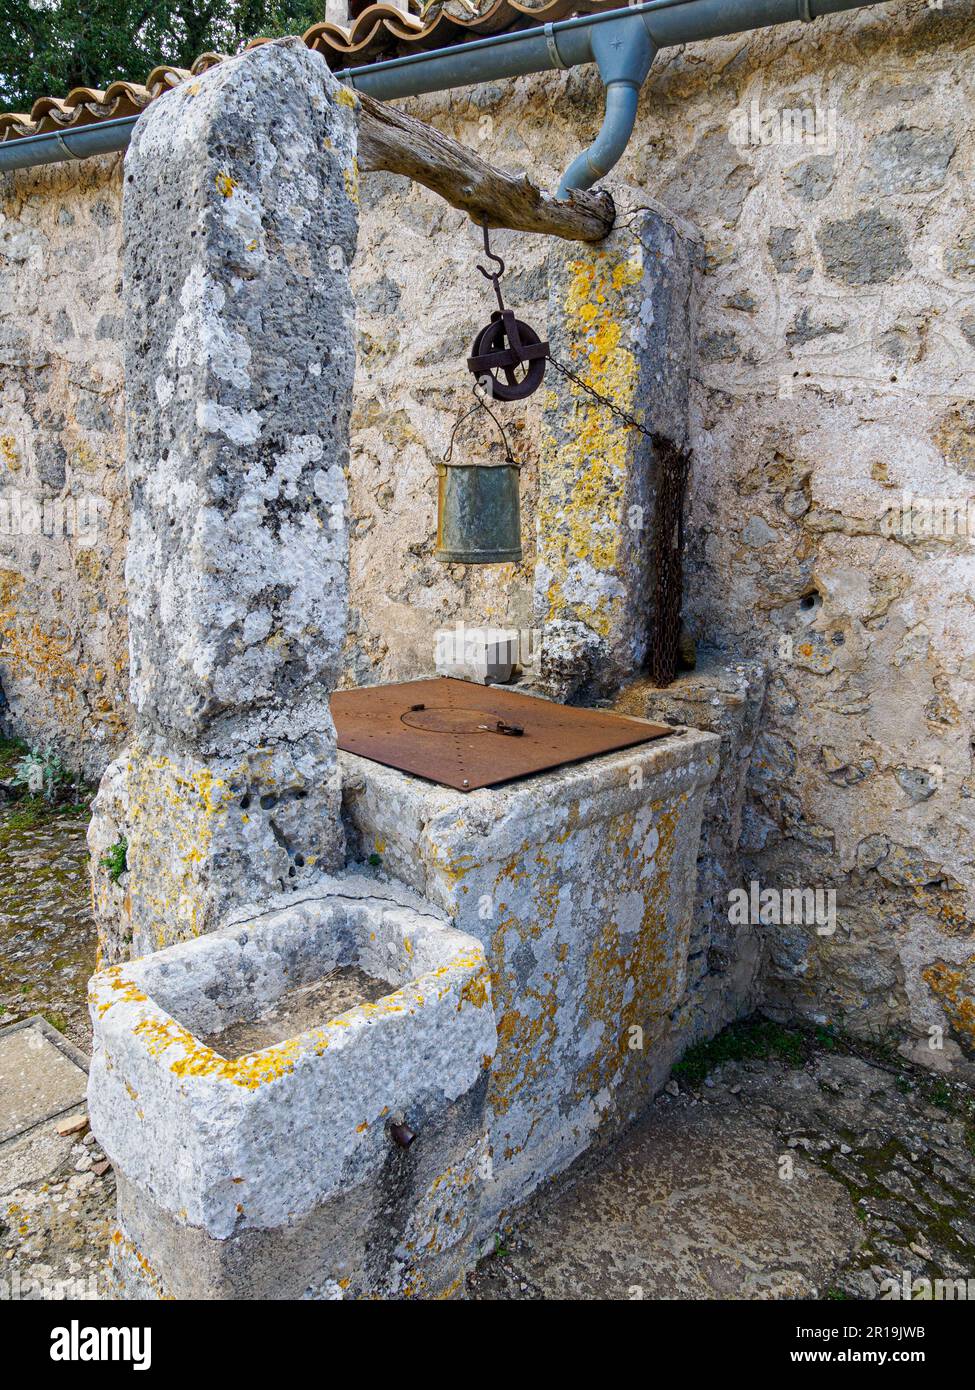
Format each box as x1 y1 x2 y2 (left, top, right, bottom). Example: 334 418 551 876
82 37 723 1297
342 725 719 1232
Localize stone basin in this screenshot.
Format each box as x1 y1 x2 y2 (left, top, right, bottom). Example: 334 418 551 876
87 874 497 1299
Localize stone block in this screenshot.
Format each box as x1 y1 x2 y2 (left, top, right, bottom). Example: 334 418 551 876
616 657 768 1044
90 731 344 957
88 875 496 1299
341 722 719 1230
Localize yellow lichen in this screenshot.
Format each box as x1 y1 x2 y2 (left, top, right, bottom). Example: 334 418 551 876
923 956 975 1051
343 157 359 206
536 244 645 635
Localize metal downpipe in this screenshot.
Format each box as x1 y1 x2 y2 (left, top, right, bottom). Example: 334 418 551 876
556 16 656 196
558 80 643 197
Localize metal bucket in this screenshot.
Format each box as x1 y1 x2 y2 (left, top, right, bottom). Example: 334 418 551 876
435 461 522 565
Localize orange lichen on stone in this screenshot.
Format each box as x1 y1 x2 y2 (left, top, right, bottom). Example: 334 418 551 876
576 796 684 1099
459 968 490 1011
922 955 975 1053
486 871 563 1118
90 967 148 1017
0 568 86 719
536 244 645 633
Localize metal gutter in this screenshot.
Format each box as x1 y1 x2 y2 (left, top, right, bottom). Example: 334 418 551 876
0 114 141 173
0 0 889 193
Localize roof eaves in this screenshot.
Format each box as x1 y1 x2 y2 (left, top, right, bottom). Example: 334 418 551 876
0 1 610 144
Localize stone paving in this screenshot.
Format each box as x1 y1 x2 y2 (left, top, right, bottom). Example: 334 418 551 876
470 1036 975 1301
0 789 112 1301
0 1018 114 1301
0 798 96 1053
0 1018 87 1142
0 1109 116 1301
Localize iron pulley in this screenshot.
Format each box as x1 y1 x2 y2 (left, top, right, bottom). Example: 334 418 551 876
466 225 549 402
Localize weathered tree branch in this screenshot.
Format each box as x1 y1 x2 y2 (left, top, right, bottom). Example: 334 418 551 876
356 91 616 244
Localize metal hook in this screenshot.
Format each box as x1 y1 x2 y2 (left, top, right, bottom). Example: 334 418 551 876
476 224 506 313
476 223 505 280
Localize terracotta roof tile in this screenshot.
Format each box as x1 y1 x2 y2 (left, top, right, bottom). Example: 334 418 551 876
0 1 612 144
0 67 190 142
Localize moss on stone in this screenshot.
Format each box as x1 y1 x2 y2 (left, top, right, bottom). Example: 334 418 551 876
673 1015 808 1085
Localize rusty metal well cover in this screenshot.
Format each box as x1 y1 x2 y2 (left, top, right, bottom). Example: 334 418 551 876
332 677 672 793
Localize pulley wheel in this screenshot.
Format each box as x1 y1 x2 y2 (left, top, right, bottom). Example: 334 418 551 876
469 318 547 402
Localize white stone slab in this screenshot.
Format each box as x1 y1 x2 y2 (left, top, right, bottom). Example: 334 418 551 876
0 1017 88 1144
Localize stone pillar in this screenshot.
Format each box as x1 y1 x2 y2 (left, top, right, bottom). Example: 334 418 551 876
535 203 701 700
89 40 360 958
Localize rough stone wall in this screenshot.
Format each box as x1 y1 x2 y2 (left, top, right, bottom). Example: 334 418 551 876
0 156 129 778
344 170 547 686
658 5 975 1072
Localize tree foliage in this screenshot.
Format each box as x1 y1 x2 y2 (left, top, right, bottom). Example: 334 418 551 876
0 0 323 113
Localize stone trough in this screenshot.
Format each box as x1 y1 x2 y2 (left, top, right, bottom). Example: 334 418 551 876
88 876 497 1299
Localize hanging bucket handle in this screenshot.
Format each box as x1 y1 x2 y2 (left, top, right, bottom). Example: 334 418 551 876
443 389 519 467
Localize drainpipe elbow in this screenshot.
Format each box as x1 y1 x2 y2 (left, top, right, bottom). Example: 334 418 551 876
557 15 655 199
557 78 642 197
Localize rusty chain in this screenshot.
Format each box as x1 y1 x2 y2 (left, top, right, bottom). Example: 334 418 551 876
544 353 659 441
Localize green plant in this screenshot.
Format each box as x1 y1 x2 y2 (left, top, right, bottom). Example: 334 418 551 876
930 1080 952 1110
1 1 326 114
368 852 382 867
673 1017 806 1087
11 745 72 803
0 735 28 779
100 835 128 884
5 797 46 829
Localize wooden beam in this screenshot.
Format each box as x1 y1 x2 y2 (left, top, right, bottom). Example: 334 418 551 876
356 91 616 244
